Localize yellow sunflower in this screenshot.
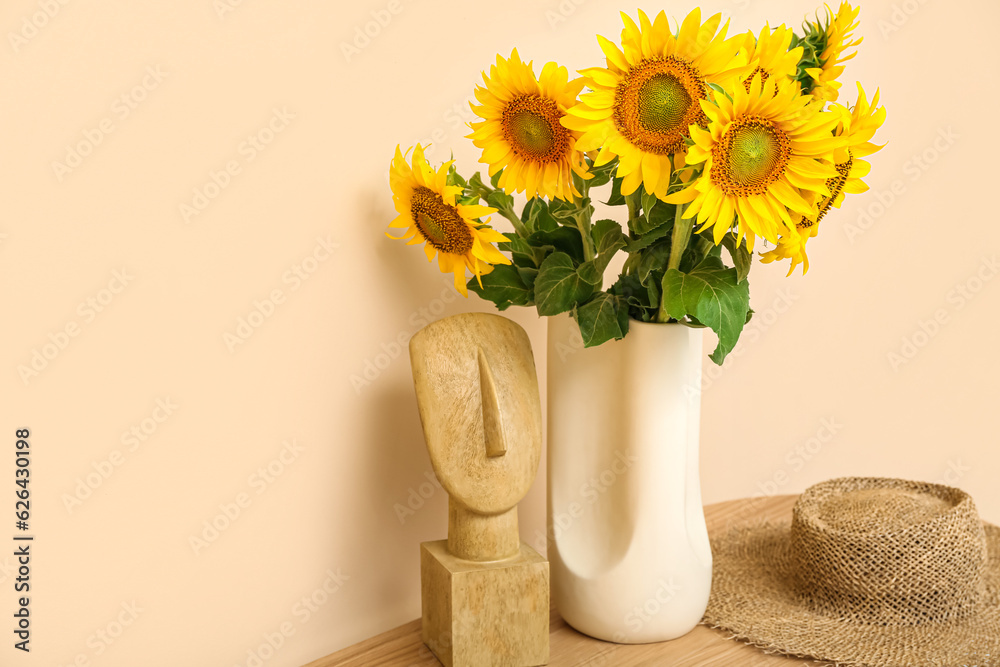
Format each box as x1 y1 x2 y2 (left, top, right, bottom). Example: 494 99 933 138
664 73 842 251
740 24 803 94
388 144 510 296
758 225 813 274
563 8 748 200
468 49 589 201
761 82 885 274
805 2 862 103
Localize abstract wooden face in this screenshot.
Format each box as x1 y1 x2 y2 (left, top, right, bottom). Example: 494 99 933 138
409 313 542 514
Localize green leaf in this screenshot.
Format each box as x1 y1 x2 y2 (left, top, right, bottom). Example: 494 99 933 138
517 266 538 290
605 176 625 206
587 171 612 190
527 227 585 264
637 241 673 286
612 273 660 322
586 157 617 189
490 169 503 189
593 219 627 255
468 171 486 190
660 256 751 365
679 233 718 273
707 82 727 96
645 279 661 318
611 272 643 305
630 197 674 236
466 172 492 203
641 191 657 217
547 198 580 220
626 220 674 253
577 219 626 286
536 212 559 233
468 264 533 311
575 292 630 347
500 234 538 268
486 189 513 212
534 252 594 316
521 197 559 234
520 198 543 233
720 233 753 283
447 163 468 188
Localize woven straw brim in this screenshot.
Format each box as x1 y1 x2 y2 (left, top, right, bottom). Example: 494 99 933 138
704 521 1000 667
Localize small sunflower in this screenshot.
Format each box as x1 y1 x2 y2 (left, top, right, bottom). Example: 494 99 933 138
388 144 510 296
758 225 813 274
468 49 589 201
813 83 885 220
740 24 803 94
804 2 862 103
563 8 748 200
761 82 885 274
664 73 842 251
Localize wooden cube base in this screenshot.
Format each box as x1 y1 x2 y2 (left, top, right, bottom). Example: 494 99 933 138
421 540 549 667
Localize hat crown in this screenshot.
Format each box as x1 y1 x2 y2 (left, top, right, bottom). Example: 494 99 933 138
790 477 988 625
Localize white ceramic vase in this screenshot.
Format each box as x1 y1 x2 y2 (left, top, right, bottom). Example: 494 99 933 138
546 313 712 643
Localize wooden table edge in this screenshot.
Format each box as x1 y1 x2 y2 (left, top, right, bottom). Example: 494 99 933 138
302 495 806 667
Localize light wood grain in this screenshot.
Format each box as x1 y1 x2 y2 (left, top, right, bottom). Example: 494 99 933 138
421 541 549 667
304 495 830 667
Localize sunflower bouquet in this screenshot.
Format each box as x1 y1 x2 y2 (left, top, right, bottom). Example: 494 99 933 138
388 3 885 364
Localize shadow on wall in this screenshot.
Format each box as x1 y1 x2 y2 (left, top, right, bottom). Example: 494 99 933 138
343 185 459 618
362 383 442 597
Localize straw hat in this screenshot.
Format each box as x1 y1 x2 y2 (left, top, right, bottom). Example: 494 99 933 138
705 477 1000 667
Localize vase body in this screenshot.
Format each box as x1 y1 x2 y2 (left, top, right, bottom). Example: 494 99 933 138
546 314 712 643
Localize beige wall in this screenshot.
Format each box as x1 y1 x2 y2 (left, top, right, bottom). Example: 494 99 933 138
1 0 997 665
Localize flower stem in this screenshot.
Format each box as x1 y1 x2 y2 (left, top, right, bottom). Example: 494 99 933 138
667 203 691 271
625 191 641 228
655 273 672 323
498 206 528 238
656 203 692 323
574 209 595 260
573 177 595 260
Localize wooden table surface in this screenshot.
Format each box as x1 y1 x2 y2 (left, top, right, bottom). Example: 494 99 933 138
305 495 828 667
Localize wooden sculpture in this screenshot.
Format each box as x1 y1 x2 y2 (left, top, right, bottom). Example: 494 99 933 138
408 312 549 667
